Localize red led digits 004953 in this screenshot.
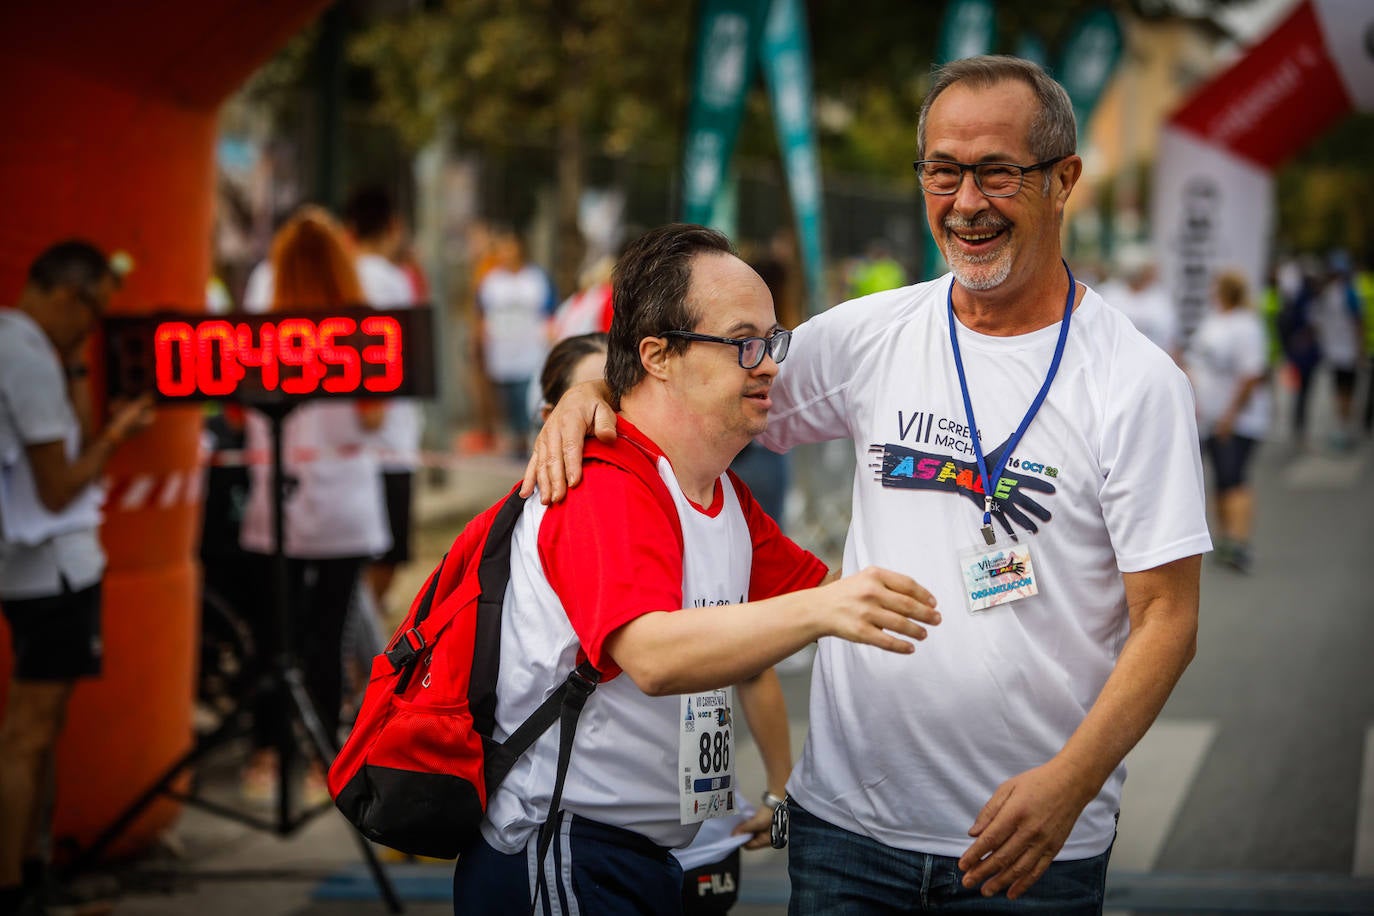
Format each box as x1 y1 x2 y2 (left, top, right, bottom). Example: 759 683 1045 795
103 307 434 402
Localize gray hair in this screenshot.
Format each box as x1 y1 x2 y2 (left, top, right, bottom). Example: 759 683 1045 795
917 55 1077 191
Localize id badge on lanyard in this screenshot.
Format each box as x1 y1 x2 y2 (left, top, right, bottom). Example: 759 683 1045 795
957 539 1039 612
946 263 1073 612
678 689 735 824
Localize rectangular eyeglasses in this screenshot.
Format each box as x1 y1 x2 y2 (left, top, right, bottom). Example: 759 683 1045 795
661 328 791 370
912 157 1065 198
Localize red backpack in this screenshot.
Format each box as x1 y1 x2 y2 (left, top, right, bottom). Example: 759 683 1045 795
328 440 682 860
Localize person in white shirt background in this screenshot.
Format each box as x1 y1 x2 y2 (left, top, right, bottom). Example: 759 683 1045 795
340 186 424 621
1183 270 1271 574
237 195 424 771
475 224 557 457
1310 249 1366 451
237 207 391 799
1098 245 1179 360
0 241 153 916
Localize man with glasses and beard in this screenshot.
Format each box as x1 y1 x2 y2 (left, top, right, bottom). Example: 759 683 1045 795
0 240 153 915
530 58 1210 913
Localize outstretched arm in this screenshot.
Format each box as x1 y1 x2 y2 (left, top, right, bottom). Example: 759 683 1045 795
957 554 1200 900
605 566 940 696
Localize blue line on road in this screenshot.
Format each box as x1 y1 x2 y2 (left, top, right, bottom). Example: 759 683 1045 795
314 864 1374 912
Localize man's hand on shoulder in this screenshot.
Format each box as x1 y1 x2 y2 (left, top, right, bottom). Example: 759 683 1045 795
521 379 617 503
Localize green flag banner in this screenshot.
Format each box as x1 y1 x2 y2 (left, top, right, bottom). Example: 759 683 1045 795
1057 6 1123 133
935 0 997 65
759 0 826 316
1058 6 1123 258
924 0 997 280
682 0 766 227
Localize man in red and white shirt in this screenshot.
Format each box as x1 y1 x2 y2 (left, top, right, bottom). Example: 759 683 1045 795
452 224 941 915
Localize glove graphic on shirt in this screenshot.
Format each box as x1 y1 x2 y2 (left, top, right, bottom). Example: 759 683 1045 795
868 438 1055 537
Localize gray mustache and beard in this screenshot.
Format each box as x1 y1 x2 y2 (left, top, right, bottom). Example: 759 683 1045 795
942 214 1013 291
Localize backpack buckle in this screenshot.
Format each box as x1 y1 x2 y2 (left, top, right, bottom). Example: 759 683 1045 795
566 665 600 698
385 628 426 673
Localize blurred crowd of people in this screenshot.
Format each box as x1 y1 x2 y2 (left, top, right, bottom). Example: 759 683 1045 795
1272 249 1371 452
1085 244 1371 575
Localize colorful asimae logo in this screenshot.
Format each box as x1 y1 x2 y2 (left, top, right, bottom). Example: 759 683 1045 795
867 436 1057 536
981 554 1026 580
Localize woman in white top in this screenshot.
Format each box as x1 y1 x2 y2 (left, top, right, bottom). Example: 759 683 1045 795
237 208 391 786
1184 270 1271 573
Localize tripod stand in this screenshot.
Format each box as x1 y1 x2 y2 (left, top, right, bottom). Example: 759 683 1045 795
68 399 402 912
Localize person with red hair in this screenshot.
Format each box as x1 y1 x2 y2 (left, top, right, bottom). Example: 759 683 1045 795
237 207 391 799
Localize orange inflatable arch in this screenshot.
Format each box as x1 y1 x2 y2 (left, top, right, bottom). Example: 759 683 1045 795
0 0 330 858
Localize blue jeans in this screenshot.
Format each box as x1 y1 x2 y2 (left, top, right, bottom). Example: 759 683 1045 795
787 802 1111 915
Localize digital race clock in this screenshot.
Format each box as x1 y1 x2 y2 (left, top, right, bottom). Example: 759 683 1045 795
103 306 437 402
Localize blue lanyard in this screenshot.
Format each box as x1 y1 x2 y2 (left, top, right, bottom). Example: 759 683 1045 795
946 260 1076 543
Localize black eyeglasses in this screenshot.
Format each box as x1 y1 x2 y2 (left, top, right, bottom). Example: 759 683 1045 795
662 328 791 370
912 157 1065 198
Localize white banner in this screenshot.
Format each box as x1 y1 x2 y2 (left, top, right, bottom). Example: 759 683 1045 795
1150 125 1273 342
1149 0 1374 343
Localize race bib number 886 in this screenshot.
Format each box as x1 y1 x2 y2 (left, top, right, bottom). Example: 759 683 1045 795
679 689 735 824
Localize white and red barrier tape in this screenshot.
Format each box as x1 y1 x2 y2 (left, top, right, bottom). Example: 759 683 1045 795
102 447 488 513
104 469 204 513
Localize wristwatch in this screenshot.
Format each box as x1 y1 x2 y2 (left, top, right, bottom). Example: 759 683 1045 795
761 790 786 811
769 795 790 849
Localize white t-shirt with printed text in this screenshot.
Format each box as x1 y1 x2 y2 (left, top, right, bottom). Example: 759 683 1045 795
758 275 1212 861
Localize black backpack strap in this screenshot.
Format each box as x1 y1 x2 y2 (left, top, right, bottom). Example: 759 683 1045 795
469 490 528 737
527 661 600 915
385 550 448 693
483 662 600 795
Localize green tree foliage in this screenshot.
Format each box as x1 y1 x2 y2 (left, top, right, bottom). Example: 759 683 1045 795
334 0 1281 277
350 1 695 157
350 0 695 289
